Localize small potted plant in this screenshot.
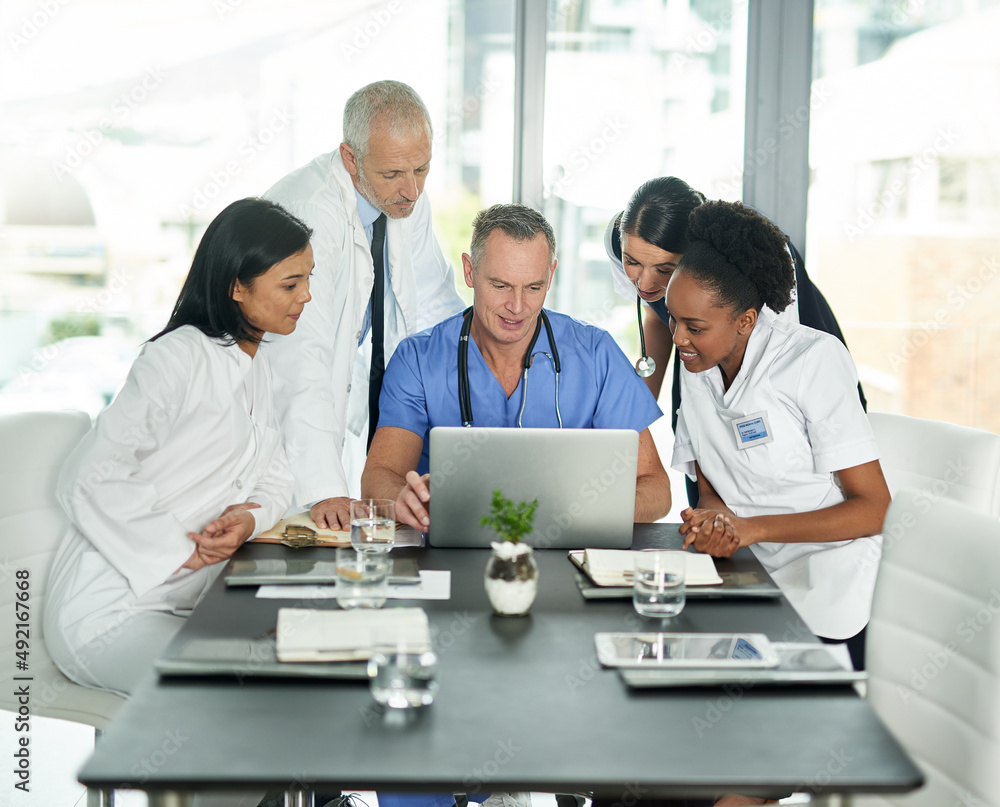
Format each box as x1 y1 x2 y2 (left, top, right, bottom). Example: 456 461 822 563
481 489 540 616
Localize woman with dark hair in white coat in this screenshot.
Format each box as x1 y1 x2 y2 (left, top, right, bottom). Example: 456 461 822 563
44 197 313 696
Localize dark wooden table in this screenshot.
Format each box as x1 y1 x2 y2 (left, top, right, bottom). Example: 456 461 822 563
78 525 922 803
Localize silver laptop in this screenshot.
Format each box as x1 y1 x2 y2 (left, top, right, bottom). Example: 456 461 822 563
428 427 639 549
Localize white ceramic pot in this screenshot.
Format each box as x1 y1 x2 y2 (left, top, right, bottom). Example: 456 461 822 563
484 541 539 616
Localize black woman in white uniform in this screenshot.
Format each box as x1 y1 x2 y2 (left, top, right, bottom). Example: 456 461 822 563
668 201 890 673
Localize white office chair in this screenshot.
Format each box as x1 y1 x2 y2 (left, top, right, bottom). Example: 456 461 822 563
868 411 1000 518
0 410 125 806
817 489 1000 807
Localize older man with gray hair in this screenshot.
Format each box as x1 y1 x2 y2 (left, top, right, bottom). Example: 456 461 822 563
263 80 464 531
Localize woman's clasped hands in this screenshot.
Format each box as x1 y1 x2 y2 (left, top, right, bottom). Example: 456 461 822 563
680 506 744 557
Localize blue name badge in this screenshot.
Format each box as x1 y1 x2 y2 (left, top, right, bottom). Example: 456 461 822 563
730 411 774 450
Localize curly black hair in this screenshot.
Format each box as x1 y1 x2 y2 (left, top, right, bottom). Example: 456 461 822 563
678 201 794 314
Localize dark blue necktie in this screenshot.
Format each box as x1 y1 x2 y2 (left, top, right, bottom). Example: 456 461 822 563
367 213 387 451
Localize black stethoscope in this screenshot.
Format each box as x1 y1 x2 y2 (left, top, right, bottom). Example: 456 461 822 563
458 306 563 428
634 297 656 378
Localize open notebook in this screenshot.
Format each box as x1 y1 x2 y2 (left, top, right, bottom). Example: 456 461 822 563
571 549 723 587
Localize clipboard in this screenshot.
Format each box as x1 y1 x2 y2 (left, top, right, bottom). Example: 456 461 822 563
254 512 351 546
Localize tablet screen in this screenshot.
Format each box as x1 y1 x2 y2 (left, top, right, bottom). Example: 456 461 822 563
595 632 780 668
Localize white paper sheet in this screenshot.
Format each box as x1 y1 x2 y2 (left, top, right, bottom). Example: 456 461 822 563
256 570 451 601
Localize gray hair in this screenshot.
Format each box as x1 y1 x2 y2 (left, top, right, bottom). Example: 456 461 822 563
469 204 557 269
343 80 433 162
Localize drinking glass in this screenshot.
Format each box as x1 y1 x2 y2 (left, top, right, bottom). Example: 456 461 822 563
368 649 439 708
350 499 396 554
632 549 686 618
335 547 389 609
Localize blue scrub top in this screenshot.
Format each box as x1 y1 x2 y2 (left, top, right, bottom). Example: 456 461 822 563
378 309 664 474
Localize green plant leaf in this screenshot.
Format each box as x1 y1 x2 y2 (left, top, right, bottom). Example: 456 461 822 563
480 488 538 543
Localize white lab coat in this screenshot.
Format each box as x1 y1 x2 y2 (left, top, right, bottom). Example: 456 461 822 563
671 310 882 639
262 153 464 506
44 326 294 676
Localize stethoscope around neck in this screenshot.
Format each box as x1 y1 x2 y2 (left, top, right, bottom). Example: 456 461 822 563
458 306 563 428
634 296 656 378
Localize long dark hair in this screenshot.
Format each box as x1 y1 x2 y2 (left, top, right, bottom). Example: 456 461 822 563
151 198 312 345
619 176 706 255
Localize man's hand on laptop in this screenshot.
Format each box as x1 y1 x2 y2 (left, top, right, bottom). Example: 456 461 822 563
310 497 353 530
395 470 431 531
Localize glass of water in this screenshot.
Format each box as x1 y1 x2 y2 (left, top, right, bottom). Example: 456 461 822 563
350 498 396 554
368 648 439 709
632 549 686 618
335 547 389 609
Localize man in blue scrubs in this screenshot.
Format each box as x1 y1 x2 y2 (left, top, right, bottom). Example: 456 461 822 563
361 203 671 530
